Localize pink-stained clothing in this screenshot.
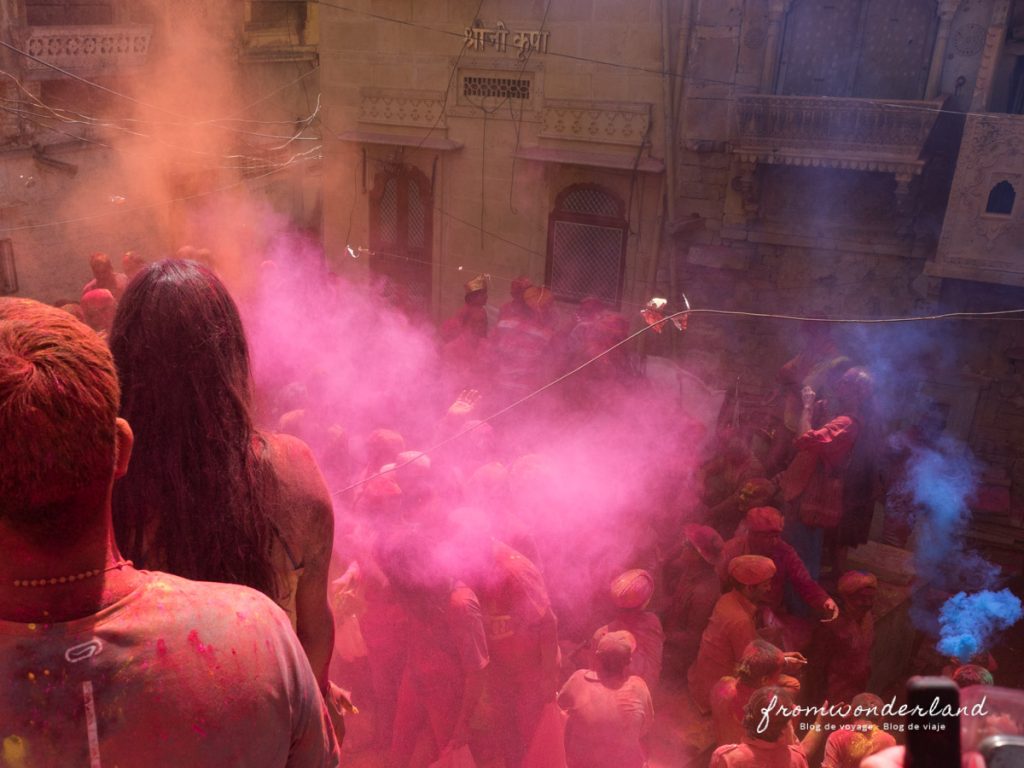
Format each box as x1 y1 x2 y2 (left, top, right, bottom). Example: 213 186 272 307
717 535 829 615
821 724 896 768
710 677 756 747
558 670 653 768
663 561 720 675
710 737 808 768
0 571 339 767
391 582 489 764
82 271 129 301
491 314 557 403
796 416 860 468
477 542 558 768
688 590 760 712
595 610 664 694
780 416 861 505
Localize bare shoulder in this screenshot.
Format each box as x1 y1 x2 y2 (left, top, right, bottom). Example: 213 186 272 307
262 432 334 563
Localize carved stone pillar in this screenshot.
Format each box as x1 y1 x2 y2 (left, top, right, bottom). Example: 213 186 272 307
925 0 961 98
760 0 792 93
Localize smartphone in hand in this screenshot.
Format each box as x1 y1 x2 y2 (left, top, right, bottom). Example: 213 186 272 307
905 676 960 768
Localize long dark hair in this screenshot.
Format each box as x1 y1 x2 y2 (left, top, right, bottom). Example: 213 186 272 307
110 260 280 597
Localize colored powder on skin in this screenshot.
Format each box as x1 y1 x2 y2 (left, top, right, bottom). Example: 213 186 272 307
187 630 214 656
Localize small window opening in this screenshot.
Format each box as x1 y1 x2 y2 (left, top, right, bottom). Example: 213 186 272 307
986 180 1016 215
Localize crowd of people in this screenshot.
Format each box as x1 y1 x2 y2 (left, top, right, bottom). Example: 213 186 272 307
0 248 1009 768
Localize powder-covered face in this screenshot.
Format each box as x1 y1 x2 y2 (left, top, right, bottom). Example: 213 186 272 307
845 587 876 617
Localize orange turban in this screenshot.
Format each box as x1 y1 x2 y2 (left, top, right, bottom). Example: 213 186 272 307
610 569 655 609
728 555 776 585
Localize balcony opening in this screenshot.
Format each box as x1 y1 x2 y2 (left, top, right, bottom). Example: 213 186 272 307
986 181 1016 216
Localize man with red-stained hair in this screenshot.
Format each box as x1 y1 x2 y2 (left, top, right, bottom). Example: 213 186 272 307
81 251 128 300
0 298 338 767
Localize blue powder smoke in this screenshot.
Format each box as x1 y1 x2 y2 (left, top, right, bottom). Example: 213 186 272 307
937 589 1023 661
900 435 999 595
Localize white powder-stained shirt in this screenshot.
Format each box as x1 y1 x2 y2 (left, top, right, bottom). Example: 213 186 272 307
0 571 339 768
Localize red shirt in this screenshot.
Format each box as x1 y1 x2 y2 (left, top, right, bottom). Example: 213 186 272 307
718 536 830 614
477 541 552 675
688 590 760 711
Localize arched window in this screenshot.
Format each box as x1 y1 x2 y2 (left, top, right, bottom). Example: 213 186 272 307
986 181 1016 216
546 184 627 307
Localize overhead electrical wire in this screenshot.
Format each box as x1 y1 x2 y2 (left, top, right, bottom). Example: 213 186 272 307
331 303 1024 496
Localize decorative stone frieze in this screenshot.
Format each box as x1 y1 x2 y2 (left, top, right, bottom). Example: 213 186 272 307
22 26 151 78
359 89 446 130
539 100 651 147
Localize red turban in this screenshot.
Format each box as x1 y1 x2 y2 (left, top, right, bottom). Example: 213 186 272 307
746 506 784 533
683 523 724 565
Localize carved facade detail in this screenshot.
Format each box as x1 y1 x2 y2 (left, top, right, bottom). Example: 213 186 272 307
359 89 446 129
539 100 651 147
22 26 151 78
933 115 1024 285
734 94 945 176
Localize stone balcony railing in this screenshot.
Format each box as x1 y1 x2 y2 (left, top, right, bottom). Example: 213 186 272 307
21 25 151 79
734 94 946 177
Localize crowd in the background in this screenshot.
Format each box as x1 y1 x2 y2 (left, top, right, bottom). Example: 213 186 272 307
0 247 1010 768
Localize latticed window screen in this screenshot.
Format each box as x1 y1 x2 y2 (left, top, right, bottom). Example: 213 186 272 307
547 185 627 306
561 187 623 217
462 76 531 101
378 178 399 245
407 180 425 248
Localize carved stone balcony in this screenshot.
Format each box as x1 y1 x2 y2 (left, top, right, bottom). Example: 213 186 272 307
734 94 946 179
21 25 151 80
